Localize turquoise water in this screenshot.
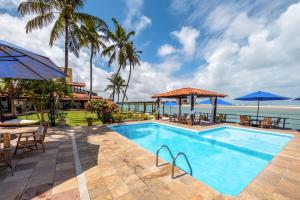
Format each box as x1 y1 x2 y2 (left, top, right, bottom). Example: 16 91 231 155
110 122 292 196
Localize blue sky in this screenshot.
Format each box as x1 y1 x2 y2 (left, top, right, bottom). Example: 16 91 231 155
0 0 300 104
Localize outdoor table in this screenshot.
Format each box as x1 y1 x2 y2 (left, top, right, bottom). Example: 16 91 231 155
0 127 39 154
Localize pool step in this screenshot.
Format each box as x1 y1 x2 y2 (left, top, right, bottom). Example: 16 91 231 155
156 145 193 179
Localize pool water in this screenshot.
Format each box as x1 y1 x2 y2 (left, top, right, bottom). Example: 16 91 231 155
109 122 292 196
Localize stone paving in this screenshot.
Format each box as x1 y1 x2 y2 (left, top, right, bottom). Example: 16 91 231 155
0 121 299 200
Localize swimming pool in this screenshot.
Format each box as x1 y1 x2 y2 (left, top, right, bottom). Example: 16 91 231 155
109 122 292 196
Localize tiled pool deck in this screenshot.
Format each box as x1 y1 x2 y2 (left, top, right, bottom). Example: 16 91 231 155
0 120 299 200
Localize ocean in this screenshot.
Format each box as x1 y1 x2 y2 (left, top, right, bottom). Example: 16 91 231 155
125 104 300 130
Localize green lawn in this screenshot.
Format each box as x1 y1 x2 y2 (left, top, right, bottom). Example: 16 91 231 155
18 110 102 126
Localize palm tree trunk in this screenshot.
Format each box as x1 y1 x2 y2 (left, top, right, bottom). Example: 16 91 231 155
122 64 132 107
64 18 69 74
89 46 94 101
117 92 120 102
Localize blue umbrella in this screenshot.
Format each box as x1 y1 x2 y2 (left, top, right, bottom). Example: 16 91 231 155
197 98 233 106
294 98 300 100
164 101 177 114
0 40 66 80
235 91 290 120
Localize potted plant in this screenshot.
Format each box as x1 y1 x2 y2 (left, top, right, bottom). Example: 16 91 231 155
56 111 67 127
86 117 93 126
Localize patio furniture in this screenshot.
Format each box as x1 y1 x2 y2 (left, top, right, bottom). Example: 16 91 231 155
0 119 40 127
200 114 211 126
14 123 48 154
216 114 226 123
179 114 189 124
0 133 13 175
169 114 178 122
239 115 251 126
273 117 282 129
260 117 273 129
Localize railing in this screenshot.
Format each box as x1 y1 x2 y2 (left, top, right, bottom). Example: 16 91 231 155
156 145 174 167
193 112 300 130
172 152 193 179
156 145 193 179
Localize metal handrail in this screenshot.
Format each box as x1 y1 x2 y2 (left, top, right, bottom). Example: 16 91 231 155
172 152 193 179
156 145 175 167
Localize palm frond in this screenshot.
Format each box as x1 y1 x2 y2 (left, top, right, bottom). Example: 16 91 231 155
49 15 64 46
18 0 54 16
25 12 55 33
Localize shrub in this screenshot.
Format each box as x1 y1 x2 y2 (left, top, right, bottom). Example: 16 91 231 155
86 99 119 123
112 111 123 123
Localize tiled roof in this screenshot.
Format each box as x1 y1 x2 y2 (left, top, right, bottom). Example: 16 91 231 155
61 93 102 100
152 87 227 98
67 82 86 87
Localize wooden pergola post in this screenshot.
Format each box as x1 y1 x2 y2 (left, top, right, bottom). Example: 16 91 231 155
190 94 195 124
144 103 146 113
157 98 160 120
178 97 182 117
151 102 153 114
210 97 218 123
162 102 165 116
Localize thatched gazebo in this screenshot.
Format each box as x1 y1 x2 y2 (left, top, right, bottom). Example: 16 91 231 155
152 87 227 123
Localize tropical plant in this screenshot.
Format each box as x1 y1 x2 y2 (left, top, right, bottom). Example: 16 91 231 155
18 0 98 74
79 17 108 100
104 73 127 102
86 99 119 123
102 18 135 75
0 79 19 116
102 18 135 100
17 79 66 122
121 42 142 106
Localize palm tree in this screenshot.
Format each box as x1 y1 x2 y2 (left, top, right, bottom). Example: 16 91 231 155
105 74 127 102
79 17 108 100
102 18 135 100
121 42 142 106
18 0 97 74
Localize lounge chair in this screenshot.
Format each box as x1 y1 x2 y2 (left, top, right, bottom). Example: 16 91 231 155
0 133 13 175
239 115 251 126
216 114 226 123
259 117 273 129
169 114 178 122
179 114 189 124
14 122 48 155
273 117 281 129
200 114 211 126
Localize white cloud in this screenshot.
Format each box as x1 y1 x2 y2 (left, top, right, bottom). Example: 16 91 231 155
171 26 200 58
157 44 177 57
123 0 152 35
0 0 21 9
190 3 300 99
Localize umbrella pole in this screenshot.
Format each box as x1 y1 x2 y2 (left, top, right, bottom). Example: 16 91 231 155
256 100 260 121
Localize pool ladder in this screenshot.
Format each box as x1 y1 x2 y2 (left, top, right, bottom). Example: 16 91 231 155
156 145 193 179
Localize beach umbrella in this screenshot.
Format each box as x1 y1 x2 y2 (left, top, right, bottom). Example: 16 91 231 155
294 98 300 100
0 40 66 126
164 101 177 114
235 91 290 120
0 40 66 80
197 98 233 106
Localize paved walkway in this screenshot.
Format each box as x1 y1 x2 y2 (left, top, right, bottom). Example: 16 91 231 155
0 121 299 200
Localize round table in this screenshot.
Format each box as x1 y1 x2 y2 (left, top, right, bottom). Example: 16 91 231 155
0 127 38 134
0 127 38 142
